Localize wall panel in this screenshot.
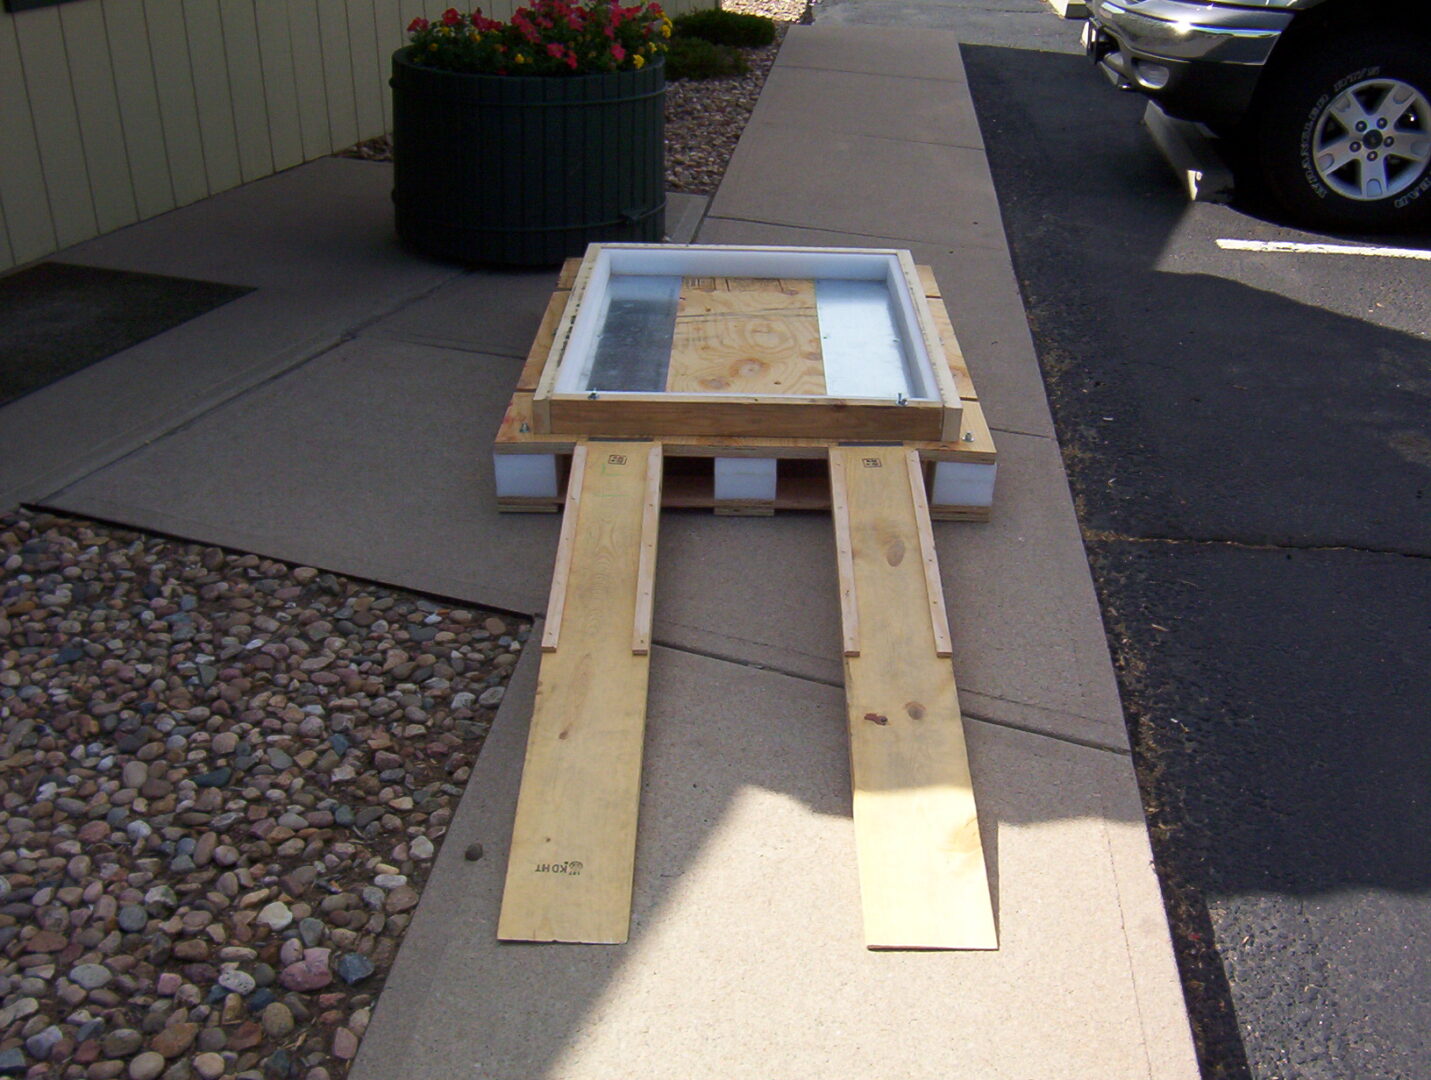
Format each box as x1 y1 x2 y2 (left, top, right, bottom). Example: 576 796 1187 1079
315 0 360 151
346 0 384 143
59 0 140 234
0 16 57 267
142 0 211 209
220 0 277 182
254 0 305 170
286 0 333 160
0 0 717 272
184 0 244 195
104 0 178 220
12 6 98 249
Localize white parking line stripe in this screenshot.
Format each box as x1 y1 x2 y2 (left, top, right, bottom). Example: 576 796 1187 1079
1217 238 1431 260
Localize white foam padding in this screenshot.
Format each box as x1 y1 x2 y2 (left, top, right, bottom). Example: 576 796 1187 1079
714 457 778 503
493 454 560 499
931 462 997 508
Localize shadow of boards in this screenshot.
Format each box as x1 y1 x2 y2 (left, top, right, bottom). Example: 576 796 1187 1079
0 262 253 407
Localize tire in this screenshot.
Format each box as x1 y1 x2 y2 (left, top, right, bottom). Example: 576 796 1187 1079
1252 31 1431 231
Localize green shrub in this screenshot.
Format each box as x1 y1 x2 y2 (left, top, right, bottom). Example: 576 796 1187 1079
672 8 776 47
664 35 750 79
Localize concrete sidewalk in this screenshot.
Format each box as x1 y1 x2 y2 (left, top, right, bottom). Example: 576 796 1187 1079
1 23 1199 1080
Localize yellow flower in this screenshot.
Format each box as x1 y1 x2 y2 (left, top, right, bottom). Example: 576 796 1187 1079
515 52 528 63
468 29 479 40
660 19 671 37
632 53 645 68
428 42 439 50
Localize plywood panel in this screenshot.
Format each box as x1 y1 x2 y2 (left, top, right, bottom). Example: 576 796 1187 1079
0 17 56 265
217 0 276 183
667 276 825 396
316 1 360 152
184 0 243 194
499 441 659 944
59 1 140 234
548 395 946 442
346 0 385 141
253 0 305 171
831 444 996 950
13 6 98 249
286 0 332 160
143 0 209 207
103 0 177 220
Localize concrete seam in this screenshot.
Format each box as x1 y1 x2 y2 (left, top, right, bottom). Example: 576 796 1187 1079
647 638 1132 756
25 271 470 506
773 61 970 86
698 213 1010 254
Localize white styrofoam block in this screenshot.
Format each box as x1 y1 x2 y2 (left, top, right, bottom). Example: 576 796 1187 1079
714 457 778 503
931 461 997 508
493 454 559 499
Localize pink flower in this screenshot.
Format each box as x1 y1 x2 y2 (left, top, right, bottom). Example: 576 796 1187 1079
407 16 429 30
441 7 462 25
546 41 565 57
611 41 625 62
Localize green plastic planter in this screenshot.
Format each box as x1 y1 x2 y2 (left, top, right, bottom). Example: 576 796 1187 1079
390 51 666 267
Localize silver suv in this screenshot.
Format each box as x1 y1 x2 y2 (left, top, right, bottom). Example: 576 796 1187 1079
1084 0 1431 230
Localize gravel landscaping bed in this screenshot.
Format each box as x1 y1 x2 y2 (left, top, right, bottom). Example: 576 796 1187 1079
0 510 526 1080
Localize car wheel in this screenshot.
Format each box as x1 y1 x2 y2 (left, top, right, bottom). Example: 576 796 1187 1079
1252 32 1431 230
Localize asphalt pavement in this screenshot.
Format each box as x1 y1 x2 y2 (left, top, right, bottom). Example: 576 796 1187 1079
808 0 1431 1076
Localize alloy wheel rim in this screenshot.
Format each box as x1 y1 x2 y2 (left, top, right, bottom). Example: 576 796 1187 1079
1311 76 1431 201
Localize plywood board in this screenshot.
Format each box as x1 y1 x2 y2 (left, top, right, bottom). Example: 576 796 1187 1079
547 395 945 442
499 440 660 944
667 277 825 396
830 444 996 950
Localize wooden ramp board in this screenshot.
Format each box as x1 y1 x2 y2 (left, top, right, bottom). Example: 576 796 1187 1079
498 440 662 944
829 444 997 950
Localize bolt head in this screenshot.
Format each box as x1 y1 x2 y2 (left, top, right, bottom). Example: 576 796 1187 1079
1377 117 1388 129
1356 120 1368 132
1368 150 1379 161
1351 141 1362 152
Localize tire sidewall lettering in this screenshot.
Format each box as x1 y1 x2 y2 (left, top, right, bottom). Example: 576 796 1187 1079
1299 65 1391 203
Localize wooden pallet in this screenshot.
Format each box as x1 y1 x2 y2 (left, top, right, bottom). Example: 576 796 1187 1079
493 258 997 520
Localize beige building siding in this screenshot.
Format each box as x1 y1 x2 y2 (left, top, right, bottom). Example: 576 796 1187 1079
0 0 704 273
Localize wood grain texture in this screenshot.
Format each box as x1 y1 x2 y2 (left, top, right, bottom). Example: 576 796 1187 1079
828 451 860 657
905 451 953 658
519 287 571 391
499 440 658 944
547 396 946 442
830 444 996 950
668 277 825 395
539 443 587 654
497 391 996 463
631 443 663 655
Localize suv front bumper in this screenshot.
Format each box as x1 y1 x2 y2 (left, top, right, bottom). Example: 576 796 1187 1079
1084 0 1294 130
